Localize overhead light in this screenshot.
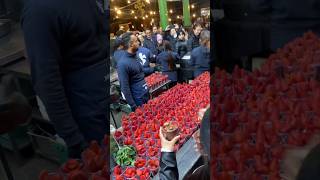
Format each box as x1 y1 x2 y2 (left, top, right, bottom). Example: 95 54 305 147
117 10 121 14
169 9 173 13
131 10 134 14
193 14 196 17
168 18 171 21
134 16 137 19
127 0 131 3
116 16 119 18
145 0 150 4
177 15 180 19
143 17 145 20
191 5 195 9
146 15 149 18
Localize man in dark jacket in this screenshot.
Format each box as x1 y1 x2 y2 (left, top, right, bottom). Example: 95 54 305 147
144 29 158 55
175 31 188 57
22 0 107 158
167 26 178 51
187 23 203 51
152 25 158 43
117 32 149 111
190 30 211 78
251 0 320 50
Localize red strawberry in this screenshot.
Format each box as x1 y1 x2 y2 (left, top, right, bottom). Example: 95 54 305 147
222 156 237 171
271 146 283 159
254 155 269 174
113 165 122 175
270 159 279 172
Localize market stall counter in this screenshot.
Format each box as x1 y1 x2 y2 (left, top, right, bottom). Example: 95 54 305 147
111 72 210 180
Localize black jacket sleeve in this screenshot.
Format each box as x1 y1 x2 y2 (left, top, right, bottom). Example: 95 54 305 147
21 1 84 147
160 152 179 180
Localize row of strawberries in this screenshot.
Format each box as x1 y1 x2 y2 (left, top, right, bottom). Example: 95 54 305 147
212 32 320 180
112 72 210 180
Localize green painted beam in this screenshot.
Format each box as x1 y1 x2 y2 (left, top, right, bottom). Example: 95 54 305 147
182 0 191 27
158 0 168 30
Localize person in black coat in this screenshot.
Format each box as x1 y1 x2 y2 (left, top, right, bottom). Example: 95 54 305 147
159 107 210 180
175 31 188 57
156 34 165 55
251 0 320 50
156 40 180 83
143 29 158 55
152 26 158 43
190 30 211 78
22 0 107 158
168 26 178 50
187 22 203 51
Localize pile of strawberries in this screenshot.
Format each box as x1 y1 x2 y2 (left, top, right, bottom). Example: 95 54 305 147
113 72 210 179
144 72 169 90
39 137 109 180
212 32 320 180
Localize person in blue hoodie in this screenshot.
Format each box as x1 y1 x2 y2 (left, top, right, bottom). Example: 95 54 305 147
190 30 211 78
137 38 155 76
156 40 180 84
117 32 149 111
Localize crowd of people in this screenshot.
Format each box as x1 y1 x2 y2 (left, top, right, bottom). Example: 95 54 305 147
111 20 211 112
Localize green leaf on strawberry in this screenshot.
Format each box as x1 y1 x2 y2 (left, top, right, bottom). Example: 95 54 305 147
115 145 136 166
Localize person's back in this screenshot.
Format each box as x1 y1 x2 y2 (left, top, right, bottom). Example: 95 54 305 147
272 0 320 49
22 0 107 157
113 49 126 67
137 47 154 76
253 0 320 50
176 40 188 57
191 46 210 78
23 0 107 73
157 50 179 82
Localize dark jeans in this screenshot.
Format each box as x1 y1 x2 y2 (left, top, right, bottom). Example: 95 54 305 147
134 93 150 107
64 60 107 145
